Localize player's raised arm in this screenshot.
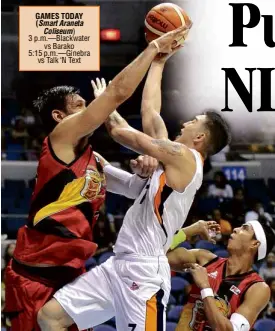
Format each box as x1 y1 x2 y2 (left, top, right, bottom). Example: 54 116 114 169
141 46 186 139
94 151 157 199
50 26 188 145
106 111 188 159
141 60 168 139
167 221 219 271
105 110 196 190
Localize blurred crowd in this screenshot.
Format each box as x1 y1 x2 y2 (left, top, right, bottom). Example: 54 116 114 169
2 100 45 161
2 95 275 162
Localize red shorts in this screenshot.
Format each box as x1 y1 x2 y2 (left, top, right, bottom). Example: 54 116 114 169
5 260 85 331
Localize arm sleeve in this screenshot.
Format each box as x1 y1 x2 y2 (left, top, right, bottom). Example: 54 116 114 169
104 164 148 199
169 229 187 250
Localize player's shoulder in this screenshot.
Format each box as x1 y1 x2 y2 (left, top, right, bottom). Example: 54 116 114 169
164 149 202 192
246 280 270 294
244 281 270 306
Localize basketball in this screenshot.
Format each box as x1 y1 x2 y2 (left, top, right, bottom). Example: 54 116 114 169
145 3 191 46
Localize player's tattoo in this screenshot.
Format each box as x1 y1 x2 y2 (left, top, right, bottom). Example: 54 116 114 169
152 139 184 156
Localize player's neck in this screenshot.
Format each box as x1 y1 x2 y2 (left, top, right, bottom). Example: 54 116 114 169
181 140 205 158
226 254 253 277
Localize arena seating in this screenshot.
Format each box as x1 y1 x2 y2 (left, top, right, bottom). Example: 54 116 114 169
253 318 275 331
166 322 177 331
167 306 184 322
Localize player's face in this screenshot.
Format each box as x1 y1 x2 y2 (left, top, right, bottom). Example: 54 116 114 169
267 253 275 264
234 189 244 200
227 224 258 253
65 94 87 115
175 115 207 143
213 209 221 221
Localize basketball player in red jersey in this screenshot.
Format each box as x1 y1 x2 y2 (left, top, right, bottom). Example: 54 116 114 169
4 26 189 331
168 220 275 331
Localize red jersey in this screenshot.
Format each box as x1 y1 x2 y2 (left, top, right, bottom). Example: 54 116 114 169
177 257 264 331
14 137 106 269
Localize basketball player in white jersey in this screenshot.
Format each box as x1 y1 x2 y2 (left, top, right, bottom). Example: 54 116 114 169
37 47 230 331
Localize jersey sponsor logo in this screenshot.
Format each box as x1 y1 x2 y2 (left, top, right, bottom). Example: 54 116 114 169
230 285 241 295
190 295 231 330
80 170 105 201
130 282 139 290
208 271 218 279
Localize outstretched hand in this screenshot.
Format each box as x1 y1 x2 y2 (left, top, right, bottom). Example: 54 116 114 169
91 78 108 98
197 220 221 244
151 21 192 54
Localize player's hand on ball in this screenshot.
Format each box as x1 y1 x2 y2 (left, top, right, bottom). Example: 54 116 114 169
183 263 210 289
91 78 107 98
151 22 192 54
130 155 158 178
155 45 184 64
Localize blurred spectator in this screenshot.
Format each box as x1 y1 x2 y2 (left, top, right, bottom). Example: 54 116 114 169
10 117 29 146
222 188 246 228
27 137 42 160
208 171 233 199
212 209 232 237
245 200 273 226
259 253 275 281
21 107 35 126
265 278 275 320
93 212 116 257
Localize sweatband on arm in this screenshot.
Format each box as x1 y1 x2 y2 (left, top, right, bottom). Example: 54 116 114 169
201 288 214 300
170 229 187 250
230 313 250 331
104 164 148 199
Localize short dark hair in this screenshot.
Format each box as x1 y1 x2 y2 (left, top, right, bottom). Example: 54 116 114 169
255 219 275 261
204 111 231 156
33 85 79 134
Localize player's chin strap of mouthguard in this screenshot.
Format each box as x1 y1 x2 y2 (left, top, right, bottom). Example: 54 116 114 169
247 220 267 260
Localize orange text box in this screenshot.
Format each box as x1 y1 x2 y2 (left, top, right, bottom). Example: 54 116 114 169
19 6 100 71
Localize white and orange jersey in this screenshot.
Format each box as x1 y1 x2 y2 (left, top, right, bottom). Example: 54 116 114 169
114 148 204 256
